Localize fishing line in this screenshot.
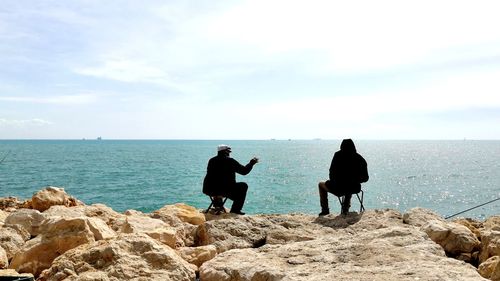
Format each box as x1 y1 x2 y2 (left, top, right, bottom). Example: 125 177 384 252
445 197 500 219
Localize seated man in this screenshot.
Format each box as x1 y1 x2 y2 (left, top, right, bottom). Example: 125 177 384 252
318 139 369 215
203 144 259 215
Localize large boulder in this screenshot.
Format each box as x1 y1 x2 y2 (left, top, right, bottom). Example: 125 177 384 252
479 256 500 281
454 218 483 238
0 226 30 260
484 216 500 231
150 208 199 247
423 219 481 255
0 210 8 226
30 186 83 212
43 204 124 225
4 208 46 237
314 208 404 232
0 197 25 211
153 203 206 225
111 213 178 248
0 246 8 269
195 213 339 253
37 233 196 281
177 245 217 268
479 230 500 263
85 217 116 240
403 207 444 227
200 224 486 280
0 269 34 280
195 215 273 252
9 217 96 276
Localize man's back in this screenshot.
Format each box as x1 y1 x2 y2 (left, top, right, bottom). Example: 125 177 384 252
204 155 237 195
203 155 254 195
202 145 259 215
330 150 368 194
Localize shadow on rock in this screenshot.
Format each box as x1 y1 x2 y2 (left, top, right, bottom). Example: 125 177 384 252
313 212 363 229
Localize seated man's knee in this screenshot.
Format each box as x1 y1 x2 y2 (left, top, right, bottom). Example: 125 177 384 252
240 182 248 191
318 181 328 191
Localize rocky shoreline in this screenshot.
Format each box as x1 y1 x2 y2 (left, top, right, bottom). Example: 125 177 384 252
0 186 498 280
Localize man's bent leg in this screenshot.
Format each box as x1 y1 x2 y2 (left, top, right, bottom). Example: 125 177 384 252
318 182 330 215
229 182 248 214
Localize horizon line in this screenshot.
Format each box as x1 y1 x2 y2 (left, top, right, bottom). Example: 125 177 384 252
0 138 496 141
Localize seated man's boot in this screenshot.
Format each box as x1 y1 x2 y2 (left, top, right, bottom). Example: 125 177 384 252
318 208 330 216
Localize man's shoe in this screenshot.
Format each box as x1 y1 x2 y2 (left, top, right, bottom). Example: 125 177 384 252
230 210 245 215
318 210 330 216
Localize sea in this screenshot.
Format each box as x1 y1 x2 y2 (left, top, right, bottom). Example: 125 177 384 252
0 140 499 220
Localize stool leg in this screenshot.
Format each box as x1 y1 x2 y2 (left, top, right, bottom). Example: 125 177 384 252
205 201 214 213
356 191 365 213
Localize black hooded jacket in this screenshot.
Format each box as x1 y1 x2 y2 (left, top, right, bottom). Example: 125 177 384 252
329 139 369 195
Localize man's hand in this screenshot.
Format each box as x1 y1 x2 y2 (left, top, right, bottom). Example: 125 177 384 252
250 157 259 165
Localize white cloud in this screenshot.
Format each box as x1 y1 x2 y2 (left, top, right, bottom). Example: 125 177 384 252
257 68 500 122
74 58 198 93
200 0 500 73
65 1 500 91
0 94 99 105
2 1 500 139
0 118 53 127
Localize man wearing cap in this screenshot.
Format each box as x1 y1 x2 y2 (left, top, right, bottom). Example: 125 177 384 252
203 144 259 215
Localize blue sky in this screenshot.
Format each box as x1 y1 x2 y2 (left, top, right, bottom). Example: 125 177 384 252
1 0 500 139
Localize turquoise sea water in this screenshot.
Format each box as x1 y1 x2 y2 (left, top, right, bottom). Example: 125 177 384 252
0 140 499 219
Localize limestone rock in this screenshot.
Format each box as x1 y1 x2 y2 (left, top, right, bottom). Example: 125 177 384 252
23 205 116 241
0 197 24 211
124 209 144 216
178 245 217 267
403 207 444 227
0 226 30 259
37 233 196 281
151 207 199 247
423 219 481 255
478 255 500 280
0 210 8 226
317 208 403 232
86 217 116 240
200 225 485 281
485 216 500 231
196 211 398 253
195 215 271 252
111 213 179 248
4 208 45 237
144 228 178 249
454 218 483 238
31 186 83 212
9 217 96 276
0 269 34 280
492 260 500 281
480 230 500 263
0 246 8 269
150 207 186 227
43 204 124 225
153 203 206 225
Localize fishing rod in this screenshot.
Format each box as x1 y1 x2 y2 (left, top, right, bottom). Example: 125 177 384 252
0 150 11 164
445 197 500 219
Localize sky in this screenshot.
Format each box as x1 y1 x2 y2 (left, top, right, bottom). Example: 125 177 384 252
1 0 500 140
